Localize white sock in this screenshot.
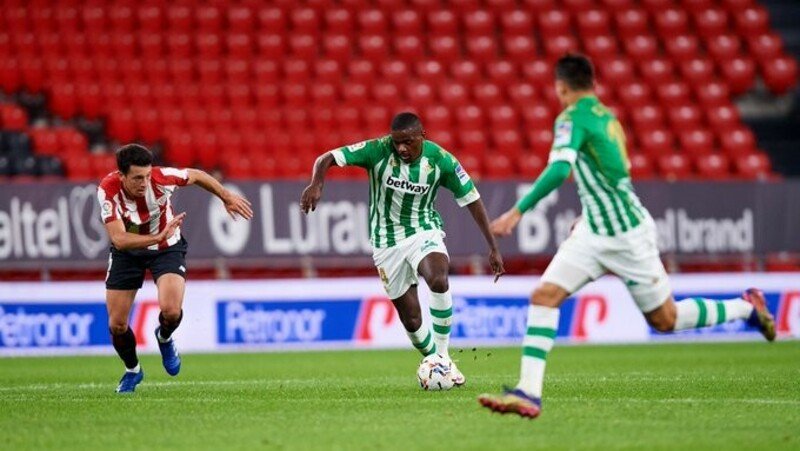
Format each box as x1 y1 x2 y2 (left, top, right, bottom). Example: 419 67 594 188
406 323 436 356
126 364 141 374
674 297 754 330
429 291 453 359
517 305 559 398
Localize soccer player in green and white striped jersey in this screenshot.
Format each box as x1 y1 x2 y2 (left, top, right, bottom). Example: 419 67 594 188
301 112 505 386
478 54 776 419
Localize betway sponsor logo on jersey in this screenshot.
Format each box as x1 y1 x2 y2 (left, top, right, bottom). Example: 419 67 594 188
217 299 361 345
384 176 430 195
0 303 108 348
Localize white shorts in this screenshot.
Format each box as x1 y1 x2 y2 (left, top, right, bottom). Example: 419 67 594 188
372 230 449 300
541 218 671 313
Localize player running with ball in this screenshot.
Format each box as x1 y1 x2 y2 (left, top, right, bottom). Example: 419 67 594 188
478 54 776 418
301 112 505 386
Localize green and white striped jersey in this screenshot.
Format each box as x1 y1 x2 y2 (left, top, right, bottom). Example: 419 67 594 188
550 95 650 237
330 137 480 248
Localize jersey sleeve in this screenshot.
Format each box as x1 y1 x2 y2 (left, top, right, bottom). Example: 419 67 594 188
440 153 481 207
329 139 382 169
152 167 189 196
549 115 586 165
97 185 121 224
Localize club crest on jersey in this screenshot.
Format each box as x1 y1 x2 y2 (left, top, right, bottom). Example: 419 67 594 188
346 141 367 152
101 200 113 219
454 164 470 184
554 121 573 147
385 176 430 195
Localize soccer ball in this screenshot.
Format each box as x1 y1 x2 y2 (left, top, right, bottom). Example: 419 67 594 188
417 354 455 391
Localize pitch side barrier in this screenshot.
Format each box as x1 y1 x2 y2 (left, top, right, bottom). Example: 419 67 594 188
0 180 798 267
0 274 797 356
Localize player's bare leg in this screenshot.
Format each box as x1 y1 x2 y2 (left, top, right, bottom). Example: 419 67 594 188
417 252 464 385
645 289 775 340
478 282 571 418
392 285 437 356
107 289 143 393
155 274 185 376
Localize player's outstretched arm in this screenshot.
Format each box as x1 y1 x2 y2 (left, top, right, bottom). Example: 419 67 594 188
466 198 506 282
104 213 185 251
300 152 336 214
187 169 254 220
490 161 571 236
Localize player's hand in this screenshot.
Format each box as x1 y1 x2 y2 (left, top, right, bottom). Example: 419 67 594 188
490 208 522 237
161 212 186 241
223 191 254 221
300 183 323 214
489 248 505 283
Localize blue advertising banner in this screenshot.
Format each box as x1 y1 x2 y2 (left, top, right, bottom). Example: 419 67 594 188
0 302 109 348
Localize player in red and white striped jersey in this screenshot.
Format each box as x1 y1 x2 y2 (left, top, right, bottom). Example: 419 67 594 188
98 144 253 393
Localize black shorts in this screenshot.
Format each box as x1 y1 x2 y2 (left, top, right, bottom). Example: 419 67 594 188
105 238 188 290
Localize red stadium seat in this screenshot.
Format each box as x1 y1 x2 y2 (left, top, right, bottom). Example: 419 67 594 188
348 59 376 84
623 35 658 60
615 8 648 38
473 82 503 107
492 129 524 155
693 8 729 39
501 11 533 35
656 81 692 108
638 57 676 87
464 10 496 35
381 61 410 84
392 10 423 36
423 105 452 129
357 9 387 34
466 36 498 64
543 34 579 60
359 35 388 63
488 60 519 85
538 9 571 35
489 105 518 129
720 126 757 156
577 9 611 36
521 105 554 130
372 82 400 107
617 82 652 108
450 60 481 85
196 5 222 32
734 6 770 38
761 55 798 96
520 60 549 86
455 105 484 128
427 10 458 35
407 82 436 106
323 35 351 64
518 153 547 177
439 82 470 106
695 81 731 107
695 153 731 180
678 128 715 155
706 34 743 63
638 128 675 155
504 36 537 64
291 8 320 34
459 130 488 155
598 57 636 87
719 56 757 95
416 60 446 83
527 129 555 155
655 8 689 36
705 104 740 131
657 153 692 180
747 32 784 62
583 35 619 60
508 82 539 108
664 34 700 62
484 154 515 179
325 8 353 34
733 152 771 179
628 153 655 179
228 6 255 33
679 58 716 86
430 36 460 64
394 36 424 63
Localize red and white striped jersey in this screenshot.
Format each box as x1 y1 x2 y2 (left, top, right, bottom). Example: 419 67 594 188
97 167 189 251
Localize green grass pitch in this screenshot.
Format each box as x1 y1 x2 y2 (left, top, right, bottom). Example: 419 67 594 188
1 341 798 450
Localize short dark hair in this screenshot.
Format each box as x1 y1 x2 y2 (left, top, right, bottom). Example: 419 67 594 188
116 144 153 174
555 53 595 91
391 112 422 131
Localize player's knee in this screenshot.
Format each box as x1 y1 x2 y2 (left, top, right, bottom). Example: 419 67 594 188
647 314 676 333
426 273 449 293
160 306 182 323
531 284 561 307
401 311 423 332
108 322 129 335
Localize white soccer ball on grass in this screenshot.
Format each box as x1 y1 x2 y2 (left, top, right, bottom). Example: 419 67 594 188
417 353 455 391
